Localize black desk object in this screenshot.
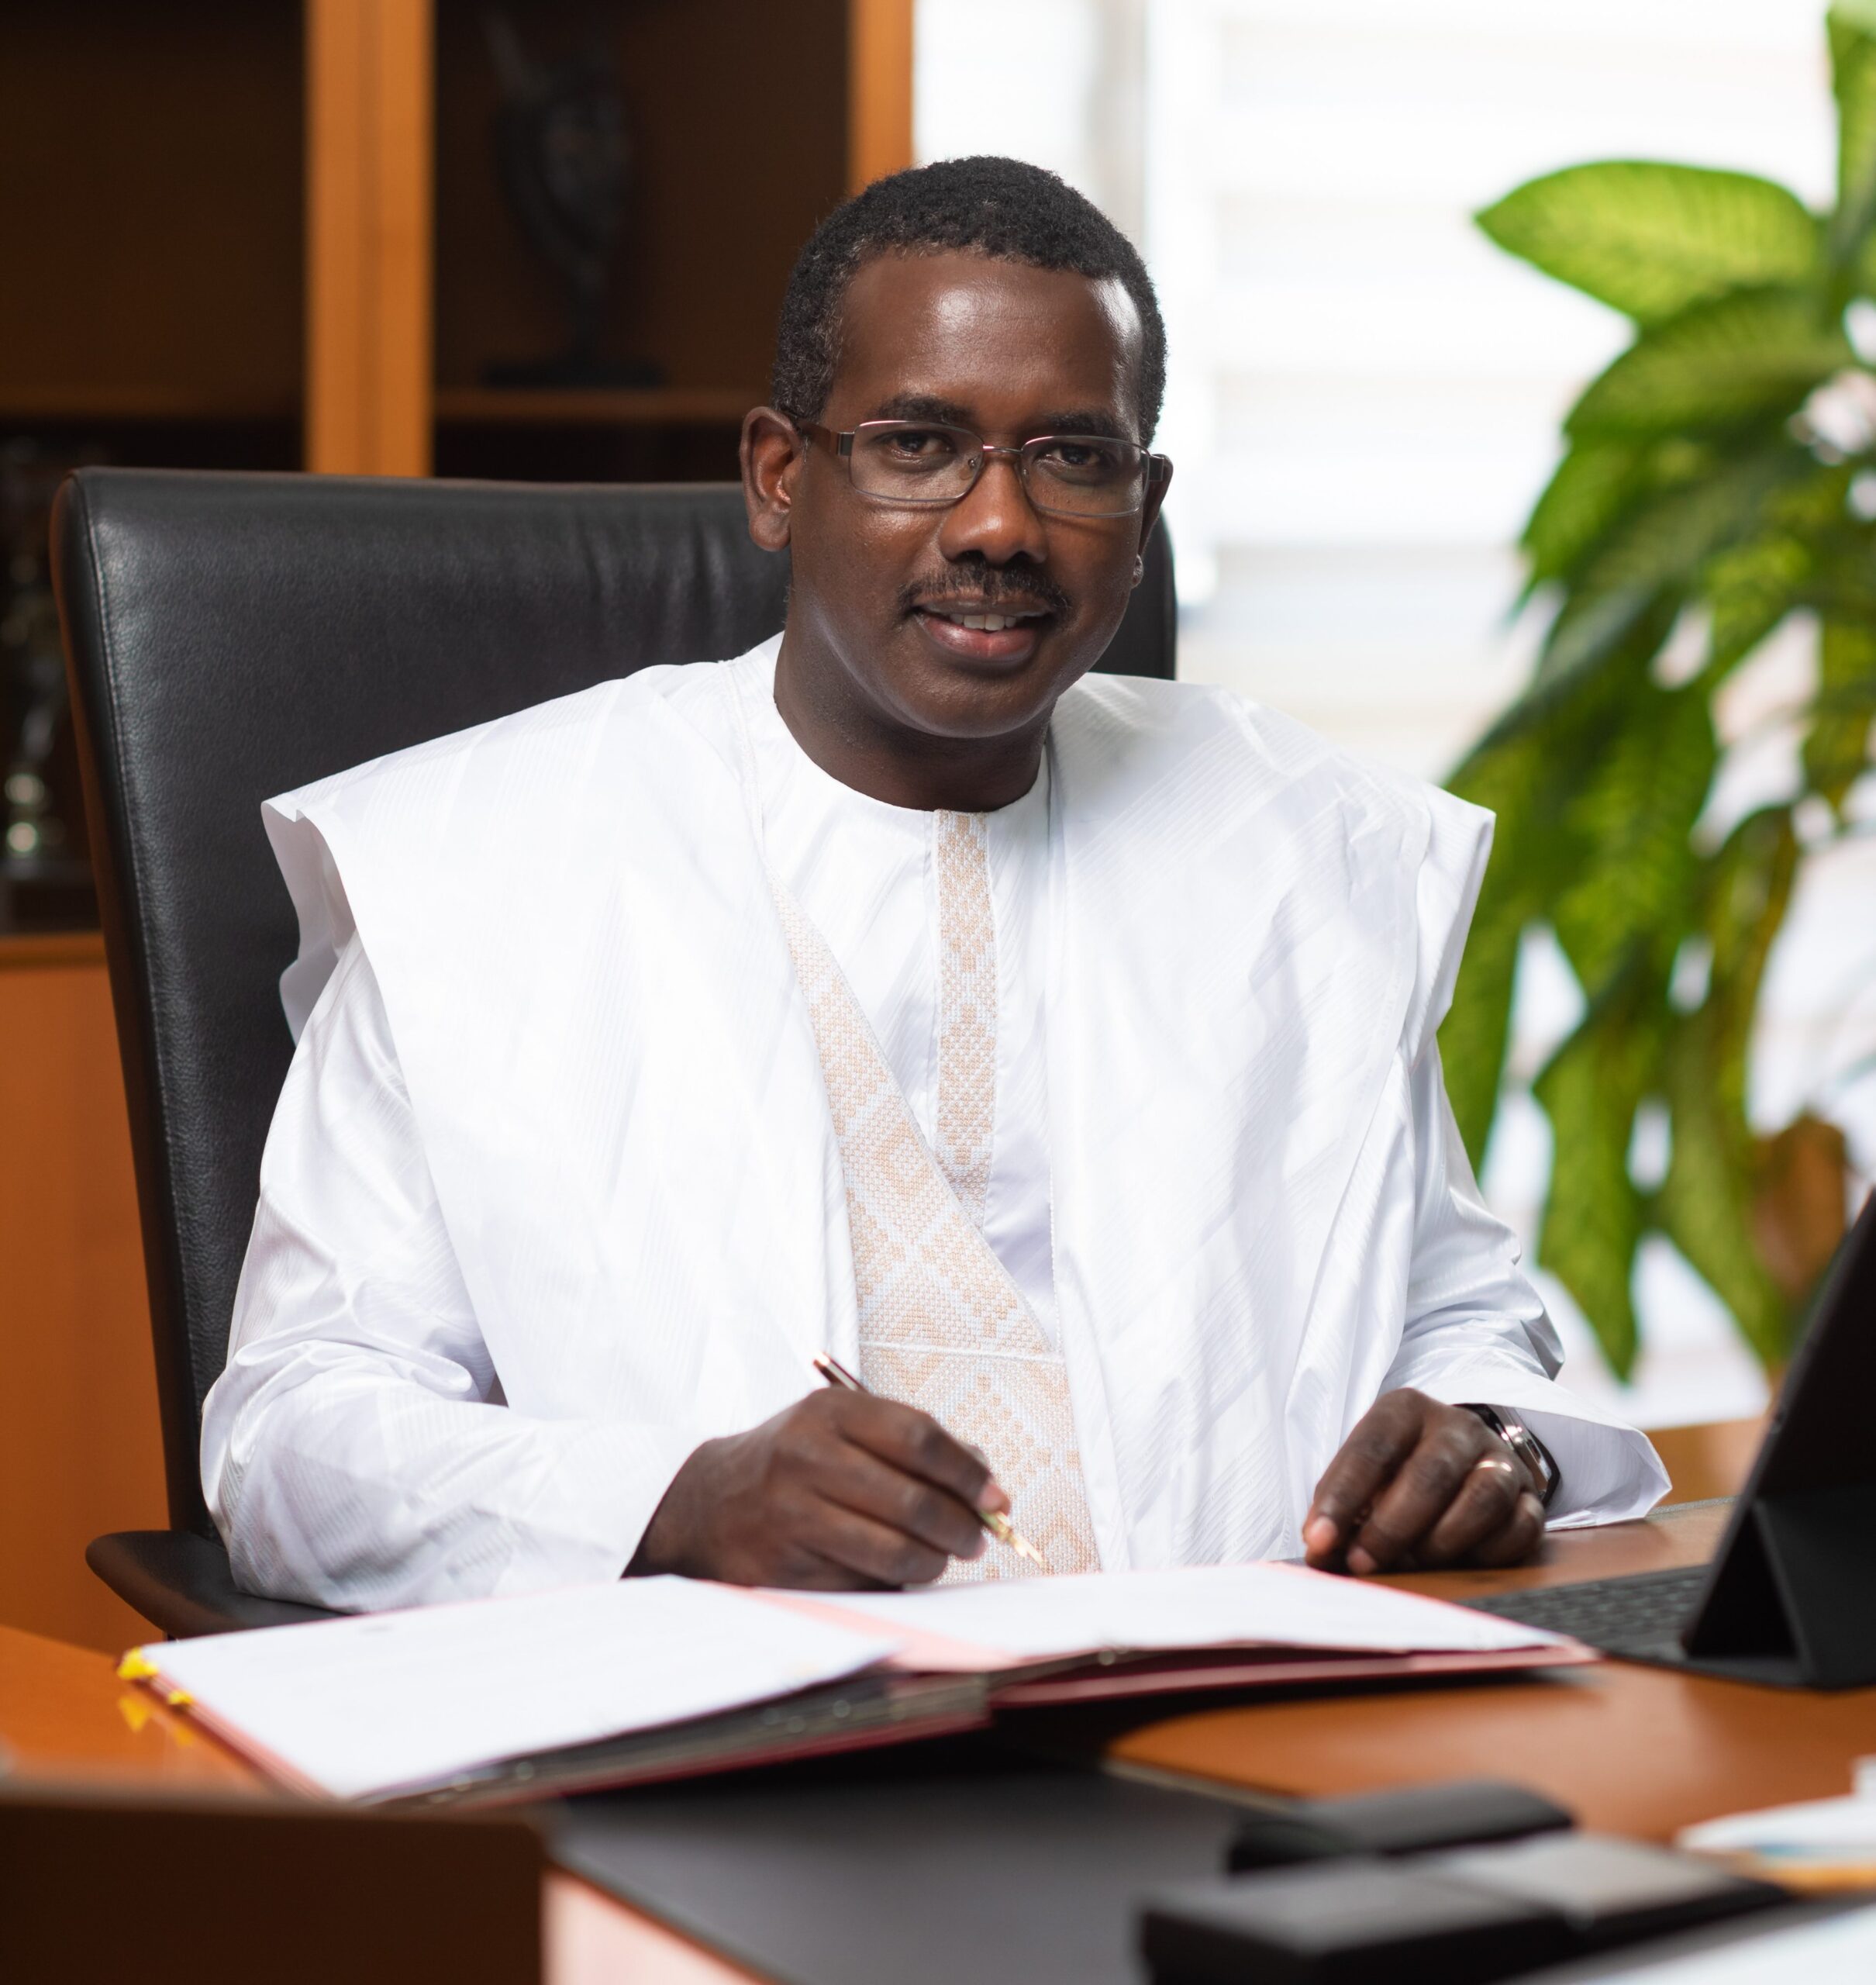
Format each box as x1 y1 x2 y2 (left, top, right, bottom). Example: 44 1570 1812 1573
1467 1193 1876 1689
1143 1835 1779 1985
1226 1778 1573 1869
552 1745 1251 1985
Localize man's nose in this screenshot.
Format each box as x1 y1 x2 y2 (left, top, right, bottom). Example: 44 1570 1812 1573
936 451 1050 567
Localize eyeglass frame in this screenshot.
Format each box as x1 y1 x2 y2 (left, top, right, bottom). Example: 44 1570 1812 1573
790 416 1172 520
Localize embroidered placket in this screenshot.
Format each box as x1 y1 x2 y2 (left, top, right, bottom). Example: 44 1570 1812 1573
769 810 1098 1582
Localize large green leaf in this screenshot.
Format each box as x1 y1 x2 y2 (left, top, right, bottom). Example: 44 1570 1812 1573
1443 661 1629 1160
1550 682 1715 996
1654 810 1802 1369
1805 523 1876 625
1532 969 1662 1377
1804 618 1876 808
1521 439 1647 589
1534 584 1675 701
1831 4 1876 274
1567 288 1850 438
1478 163 1819 324
1467 599 1675 771
1531 453 1792 699
1764 457 1858 534
1656 1024 1792 1369
1440 723 1560 1162
1442 653 1671 1165
1522 435 1721 596
1437 873 1526 1169
1702 532 1811 677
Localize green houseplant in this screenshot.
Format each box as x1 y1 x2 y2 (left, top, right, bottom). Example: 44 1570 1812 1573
1443 2 1876 1376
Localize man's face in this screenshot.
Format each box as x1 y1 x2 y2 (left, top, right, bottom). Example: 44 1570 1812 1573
749 250 1167 751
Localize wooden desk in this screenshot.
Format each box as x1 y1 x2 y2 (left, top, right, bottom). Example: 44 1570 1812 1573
0 933 166 1655
1116 1503 1876 1841
8 1507 1875 1981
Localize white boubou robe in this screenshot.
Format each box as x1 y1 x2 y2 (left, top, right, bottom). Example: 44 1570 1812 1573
202 638 1666 1610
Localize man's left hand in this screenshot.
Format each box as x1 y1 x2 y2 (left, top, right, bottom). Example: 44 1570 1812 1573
1303 1389 1545 1575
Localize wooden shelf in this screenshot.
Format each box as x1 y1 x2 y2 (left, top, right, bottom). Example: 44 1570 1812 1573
433 386 759 429
0 388 297 425
0 931 105 972
0 6 303 436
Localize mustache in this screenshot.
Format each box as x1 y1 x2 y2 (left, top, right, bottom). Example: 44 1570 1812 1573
898 571 1074 618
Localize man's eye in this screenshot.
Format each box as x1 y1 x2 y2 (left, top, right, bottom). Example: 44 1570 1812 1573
883 428 954 459
1037 439 1123 476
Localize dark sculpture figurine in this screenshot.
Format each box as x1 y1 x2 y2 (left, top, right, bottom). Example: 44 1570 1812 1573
0 440 97 930
482 8 663 388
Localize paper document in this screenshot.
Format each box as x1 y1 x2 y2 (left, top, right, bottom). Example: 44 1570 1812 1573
1678 1766 1876 1887
1568 1907 1876 1982
134 1576 900 1803
129 1562 1579 1806
1681 1758 1876 1856
800 1561 1571 1667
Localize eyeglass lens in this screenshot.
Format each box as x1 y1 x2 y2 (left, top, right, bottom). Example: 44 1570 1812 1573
847 422 1148 516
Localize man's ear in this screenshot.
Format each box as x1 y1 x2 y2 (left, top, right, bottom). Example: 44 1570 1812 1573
742 406 805 552
1133 456 1174 581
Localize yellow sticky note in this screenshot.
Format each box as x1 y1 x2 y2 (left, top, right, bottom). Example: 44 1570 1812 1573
165 1689 194 1710
116 1648 160 1683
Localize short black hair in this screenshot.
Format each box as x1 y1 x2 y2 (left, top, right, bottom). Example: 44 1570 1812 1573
771 155 1167 443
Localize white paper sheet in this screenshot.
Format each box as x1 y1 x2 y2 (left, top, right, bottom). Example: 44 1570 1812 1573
809 1562 1572 1663
1570 1907 1876 1982
137 1576 901 1802
1682 1794 1876 1856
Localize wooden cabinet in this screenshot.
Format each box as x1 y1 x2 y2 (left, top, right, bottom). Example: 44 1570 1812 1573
0 0 912 479
0 937 164 1652
316 0 912 480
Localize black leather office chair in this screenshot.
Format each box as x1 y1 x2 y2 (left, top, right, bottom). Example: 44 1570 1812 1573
51 467 1176 1638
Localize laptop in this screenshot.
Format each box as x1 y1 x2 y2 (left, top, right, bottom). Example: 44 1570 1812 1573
1464 1191 1876 1689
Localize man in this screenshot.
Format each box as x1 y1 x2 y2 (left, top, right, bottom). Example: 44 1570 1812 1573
203 157 1665 1610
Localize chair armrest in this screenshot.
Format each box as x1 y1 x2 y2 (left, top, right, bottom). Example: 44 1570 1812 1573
88 1530 339 1638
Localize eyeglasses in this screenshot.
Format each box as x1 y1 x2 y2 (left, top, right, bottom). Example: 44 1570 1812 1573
796 419 1168 519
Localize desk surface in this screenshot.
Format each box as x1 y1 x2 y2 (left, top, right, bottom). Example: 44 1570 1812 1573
1116 1502 1876 1840
9 1504 1876 1983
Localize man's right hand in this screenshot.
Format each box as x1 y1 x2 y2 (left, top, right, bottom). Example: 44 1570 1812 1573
626 1389 1009 1588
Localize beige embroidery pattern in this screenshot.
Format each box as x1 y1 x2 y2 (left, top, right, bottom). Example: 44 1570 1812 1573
934 812 996 1227
770 830 1098 1584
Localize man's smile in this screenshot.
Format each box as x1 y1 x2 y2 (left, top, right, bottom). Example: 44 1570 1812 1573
921 605 1045 631
910 599 1054 666
900 570 1072 669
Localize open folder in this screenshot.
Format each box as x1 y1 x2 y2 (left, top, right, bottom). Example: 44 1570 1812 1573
123 1563 1590 1807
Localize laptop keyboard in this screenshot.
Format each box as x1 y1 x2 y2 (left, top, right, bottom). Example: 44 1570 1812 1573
1463 1566 1709 1666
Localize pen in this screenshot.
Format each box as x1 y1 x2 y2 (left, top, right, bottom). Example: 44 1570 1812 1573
812 1353 1052 1572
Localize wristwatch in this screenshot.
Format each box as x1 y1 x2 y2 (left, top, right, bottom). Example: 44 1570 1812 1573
1459 1404 1560 1508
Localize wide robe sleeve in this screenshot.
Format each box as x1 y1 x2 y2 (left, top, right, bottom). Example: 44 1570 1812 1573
199 933 699 1611
1381 1042 1670 1526
1378 788 1670 1529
